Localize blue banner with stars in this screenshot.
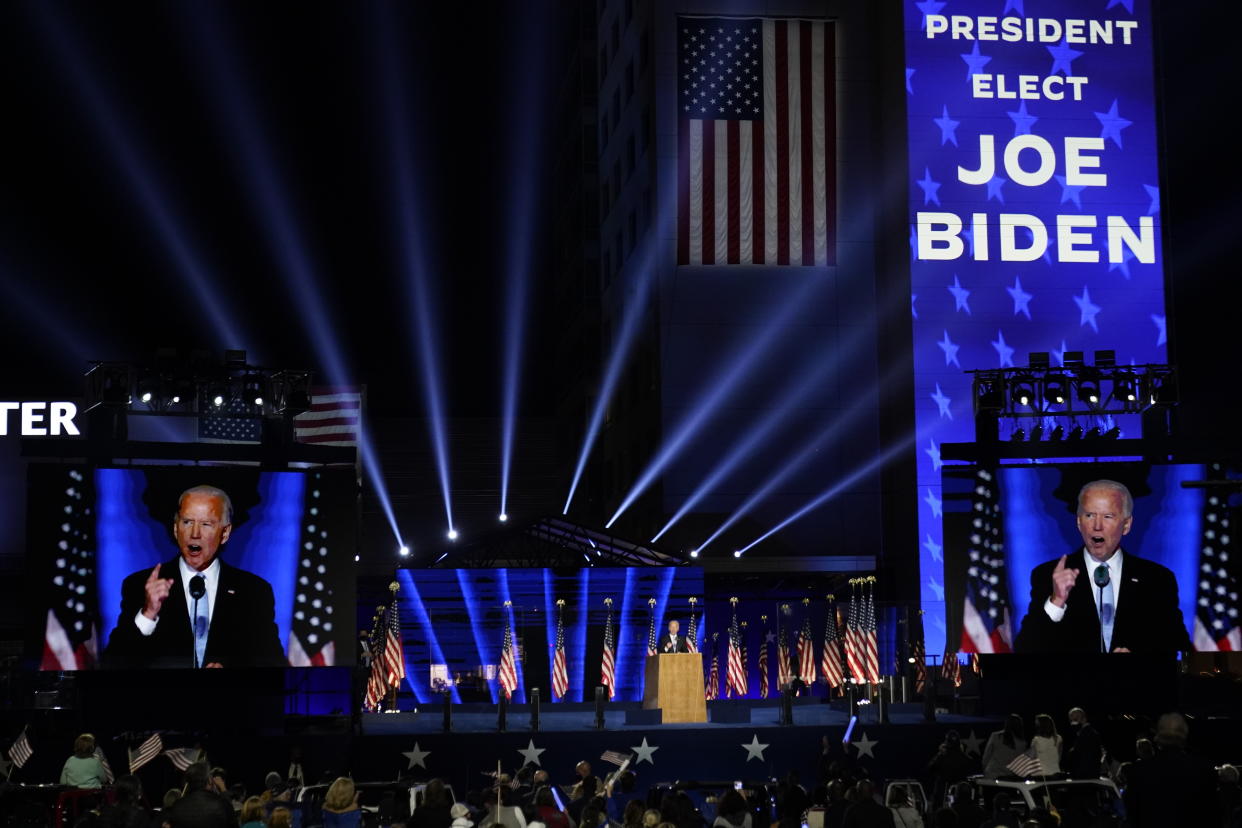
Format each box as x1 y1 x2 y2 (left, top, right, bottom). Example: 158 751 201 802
904 0 1166 656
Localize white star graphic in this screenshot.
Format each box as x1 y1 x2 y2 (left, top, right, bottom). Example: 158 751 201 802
962 730 984 756
937 330 960 368
741 734 769 762
1074 285 1101 333
852 732 879 759
632 737 660 765
928 576 945 601
1007 276 1033 320
931 383 953 420
402 743 431 769
924 488 943 518
517 739 546 767
765 631 776 644
924 439 942 471
947 275 971 314
991 330 1015 367
923 534 943 563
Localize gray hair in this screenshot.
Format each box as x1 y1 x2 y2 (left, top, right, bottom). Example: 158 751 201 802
1077 480 1133 518
178 485 234 524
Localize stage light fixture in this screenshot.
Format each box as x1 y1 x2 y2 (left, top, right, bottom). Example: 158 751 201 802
1085 426 1102 439
1011 381 1035 407
1114 372 1139 403
1068 425 1084 440
1028 351 1050 369
1029 425 1044 442
171 395 181 404
447 529 458 541
1010 429 1026 442
733 550 742 558
1063 351 1085 368
689 549 700 558
1050 425 1065 441
1093 349 1116 368
1077 379 1100 407
1044 376 1068 406
398 545 410 557
1104 426 1122 439
140 392 153 404
499 513 508 523
212 395 224 408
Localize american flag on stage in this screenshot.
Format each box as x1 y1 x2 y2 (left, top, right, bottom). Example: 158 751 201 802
95 747 114 785
551 602 569 701
758 627 770 698
163 747 201 772
7 728 32 769
1193 469 1241 651
960 469 1014 654
498 612 518 701
293 387 362 447
600 602 617 698
686 609 699 654
797 609 817 684
41 468 100 671
777 622 794 689
911 613 928 694
725 604 748 697
942 647 962 688
129 733 163 774
676 16 836 266
363 608 386 711
861 583 880 684
646 605 658 657
821 601 844 689
706 635 720 700
382 591 406 691
844 586 863 681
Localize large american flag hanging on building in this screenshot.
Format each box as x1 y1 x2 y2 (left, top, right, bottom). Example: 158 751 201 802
600 600 616 698
551 601 569 700
41 468 100 670
1194 467 1240 651
797 605 817 684
498 608 518 700
293 387 361 447
960 468 1014 654
821 599 844 689
677 16 836 266
725 601 748 697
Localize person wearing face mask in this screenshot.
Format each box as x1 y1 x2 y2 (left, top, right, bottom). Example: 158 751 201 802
103 485 287 668
1063 707 1103 779
1014 480 1190 654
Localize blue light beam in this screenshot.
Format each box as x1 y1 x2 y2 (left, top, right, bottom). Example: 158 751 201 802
607 276 821 528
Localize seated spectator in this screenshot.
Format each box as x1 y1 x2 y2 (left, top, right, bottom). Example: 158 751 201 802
61 733 107 789
322 777 363 828
269 807 293 828
412 779 454 828
453 803 477 828
887 788 923 828
163 762 235 828
712 791 752 828
240 796 267 828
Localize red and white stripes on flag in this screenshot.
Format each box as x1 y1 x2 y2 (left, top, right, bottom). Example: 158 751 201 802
677 16 836 267
686 611 699 654
844 587 864 681
551 604 569 701
797 612 817 684
862 585 881 685
600 606 617 699
128 733 163 774
163 747 201 772
293 387 361 447
758 631 769 698
383 592 406 691
1006 754 1044 778
725 607 748 697
363 609 387 712
646 607 658 657
942 648 962 688
95 747 115 785
7 728 33 768
777 626 794 689
821 602 844 689
706 638 719 700
498 615 518 701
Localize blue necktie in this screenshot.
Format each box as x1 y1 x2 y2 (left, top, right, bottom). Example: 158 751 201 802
191 575 209 667
1098 566 1115 652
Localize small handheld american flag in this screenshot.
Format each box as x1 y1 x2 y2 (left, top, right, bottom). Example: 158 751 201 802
128 732 163 774
7 728 33 769
1006 754 1044 778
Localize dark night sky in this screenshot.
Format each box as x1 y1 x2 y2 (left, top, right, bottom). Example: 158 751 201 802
0 1 568 417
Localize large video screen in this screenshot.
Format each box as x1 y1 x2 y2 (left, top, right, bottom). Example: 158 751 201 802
28 464 356 669
942 461 1240 654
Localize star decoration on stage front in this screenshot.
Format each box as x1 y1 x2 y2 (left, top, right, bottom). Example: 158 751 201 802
962 730 984 757
741 734 769 762
402 743 431 769
851 732 878 759
631 737 660 765
517 740 546 767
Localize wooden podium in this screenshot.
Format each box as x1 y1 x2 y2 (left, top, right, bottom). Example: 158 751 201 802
642 653 706 723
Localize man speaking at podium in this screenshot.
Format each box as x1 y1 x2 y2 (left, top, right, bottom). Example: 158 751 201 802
1015 480 1190 654
103 485 288 669
660 619 689 653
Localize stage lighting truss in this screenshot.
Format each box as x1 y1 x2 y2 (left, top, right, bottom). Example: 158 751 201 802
85 353 312 421
968 362 1176 422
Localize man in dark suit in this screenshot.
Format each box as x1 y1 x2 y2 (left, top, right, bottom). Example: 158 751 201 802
659 619 689 653
1064 707 1103 779
1014 480 1190 654
103 485 287 669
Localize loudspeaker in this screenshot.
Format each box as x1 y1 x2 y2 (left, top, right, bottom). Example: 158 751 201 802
625 708 662 725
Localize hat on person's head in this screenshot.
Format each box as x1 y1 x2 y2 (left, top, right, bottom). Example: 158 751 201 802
451 804 471 819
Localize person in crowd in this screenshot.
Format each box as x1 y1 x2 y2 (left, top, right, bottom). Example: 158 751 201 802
533 787 569 828
1064 707 1103 778
1123 713 1219 827
452 803 477 828
569 776 600 825
947 783 984 828
929 809 957 828
623 799 646 828
927 732 973 806
1029 715 1062 775
842 780 894 828
239 797 266 828
978 793 1020 828
1135 738 1154 763
412 779 454 828
161 790 182 812
260 771 291 806
642 809 662 828
269 808 293 828
481 785 526 828
162 761 235 828
887 787 923 828
712 790 752 828
823 781 849 828
1218 764 1240 828
981 716 1027 779
86 774 151 828
322 777 363 828
60 733 107 789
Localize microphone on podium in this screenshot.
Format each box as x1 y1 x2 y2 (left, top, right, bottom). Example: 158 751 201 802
1094 565 1111 653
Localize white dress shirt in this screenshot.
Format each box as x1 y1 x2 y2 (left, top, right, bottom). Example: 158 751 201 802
133 557 222 636
1043 548 1124 622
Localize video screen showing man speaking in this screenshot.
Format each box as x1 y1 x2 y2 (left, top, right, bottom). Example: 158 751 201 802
28 464 356 670
941 462 1240 655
